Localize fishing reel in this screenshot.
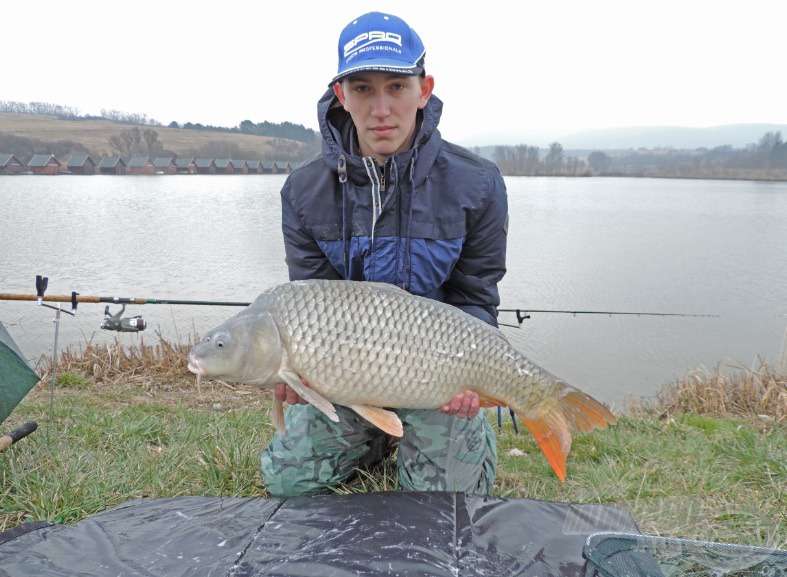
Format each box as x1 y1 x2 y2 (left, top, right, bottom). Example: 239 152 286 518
100 304 147 332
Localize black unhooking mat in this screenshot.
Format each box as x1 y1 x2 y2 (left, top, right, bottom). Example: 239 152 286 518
0 492 639 576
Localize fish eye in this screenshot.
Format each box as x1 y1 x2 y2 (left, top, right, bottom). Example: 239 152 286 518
213 331 229 349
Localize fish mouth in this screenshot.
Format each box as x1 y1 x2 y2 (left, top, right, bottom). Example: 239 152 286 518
187 356 206 389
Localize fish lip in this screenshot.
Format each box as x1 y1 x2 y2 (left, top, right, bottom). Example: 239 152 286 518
186 356 205 377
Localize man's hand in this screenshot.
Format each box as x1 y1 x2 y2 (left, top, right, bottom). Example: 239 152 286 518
274 383 310 405
437 390 480 419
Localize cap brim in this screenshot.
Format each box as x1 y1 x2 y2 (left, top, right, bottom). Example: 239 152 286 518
330 64 423 86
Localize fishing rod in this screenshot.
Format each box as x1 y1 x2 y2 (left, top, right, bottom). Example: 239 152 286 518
0 276 253 334
3 281 722 333
495 306 719 429
0 290 251 308
498 308 719 327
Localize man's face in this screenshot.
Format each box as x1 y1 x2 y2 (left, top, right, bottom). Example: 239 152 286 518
334 72 434 164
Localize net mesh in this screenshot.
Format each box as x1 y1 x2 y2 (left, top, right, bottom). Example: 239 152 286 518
583 532 787 577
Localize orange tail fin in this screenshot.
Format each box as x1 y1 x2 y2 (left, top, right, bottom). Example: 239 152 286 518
515 387 616 482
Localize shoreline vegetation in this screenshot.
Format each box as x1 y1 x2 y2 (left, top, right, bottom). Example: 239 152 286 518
2 110 787 181
2 334 785 549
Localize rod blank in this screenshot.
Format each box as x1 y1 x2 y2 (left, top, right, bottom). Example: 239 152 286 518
0 293 250 307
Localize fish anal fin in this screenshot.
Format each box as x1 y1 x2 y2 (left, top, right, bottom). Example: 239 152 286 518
350 405 403 437
279 370 339 423
519 410 571 482
270 397 285 434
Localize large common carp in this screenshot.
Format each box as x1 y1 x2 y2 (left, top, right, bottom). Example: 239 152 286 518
187 279 615 481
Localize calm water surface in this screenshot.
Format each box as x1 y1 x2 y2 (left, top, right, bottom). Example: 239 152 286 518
1 175 785 404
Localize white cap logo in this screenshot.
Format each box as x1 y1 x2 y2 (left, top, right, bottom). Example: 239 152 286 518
344 31 403 58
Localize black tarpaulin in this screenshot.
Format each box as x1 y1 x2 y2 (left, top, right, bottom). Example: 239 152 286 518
0 492 639 577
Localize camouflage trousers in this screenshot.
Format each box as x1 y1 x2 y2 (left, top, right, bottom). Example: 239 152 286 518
261 404 497 497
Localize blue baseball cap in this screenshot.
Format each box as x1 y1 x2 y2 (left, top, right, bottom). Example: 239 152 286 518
331 12 426 85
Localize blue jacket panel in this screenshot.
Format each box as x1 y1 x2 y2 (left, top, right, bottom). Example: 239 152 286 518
280 88 508 326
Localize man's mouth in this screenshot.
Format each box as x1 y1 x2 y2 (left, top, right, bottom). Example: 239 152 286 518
371 125 395 137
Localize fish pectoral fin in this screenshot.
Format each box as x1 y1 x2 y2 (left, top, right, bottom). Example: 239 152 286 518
279 370 339 423
350 405 403 437
270 397 285 434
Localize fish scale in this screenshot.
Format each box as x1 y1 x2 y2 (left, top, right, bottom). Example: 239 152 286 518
275 282 499 406
187 279 616 481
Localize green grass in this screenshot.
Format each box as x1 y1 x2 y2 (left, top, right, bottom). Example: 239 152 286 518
1 346 785 550
494 414 785 548
1 393 272 529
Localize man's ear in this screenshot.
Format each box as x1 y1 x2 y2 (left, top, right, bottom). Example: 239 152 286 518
333 82 347 109
419 75 435 109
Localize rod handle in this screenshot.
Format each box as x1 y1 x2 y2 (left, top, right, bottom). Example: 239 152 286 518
0 422 38 451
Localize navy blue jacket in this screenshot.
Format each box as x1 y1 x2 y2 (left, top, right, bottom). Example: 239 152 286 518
280 88 508 326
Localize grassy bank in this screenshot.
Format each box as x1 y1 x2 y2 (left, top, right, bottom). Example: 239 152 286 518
0 112 310 161
1 337 785 550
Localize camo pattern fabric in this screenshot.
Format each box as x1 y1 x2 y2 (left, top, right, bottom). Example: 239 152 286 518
261 404 497 497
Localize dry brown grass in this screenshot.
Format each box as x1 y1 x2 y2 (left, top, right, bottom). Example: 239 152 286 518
41 331 195 387
31 332 269 412
0 112 309 160
629 359 787 422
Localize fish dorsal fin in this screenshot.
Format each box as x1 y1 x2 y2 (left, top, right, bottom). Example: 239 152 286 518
349 405 403 437
278 370 339 423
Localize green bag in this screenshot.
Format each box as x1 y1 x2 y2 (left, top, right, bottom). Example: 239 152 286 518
0 320 40 425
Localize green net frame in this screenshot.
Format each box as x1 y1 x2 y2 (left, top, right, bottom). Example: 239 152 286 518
584 532 787 577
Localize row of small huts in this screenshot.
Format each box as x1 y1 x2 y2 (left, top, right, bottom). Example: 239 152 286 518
0 154 300 175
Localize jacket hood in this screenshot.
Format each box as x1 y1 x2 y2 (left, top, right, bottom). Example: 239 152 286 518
317 87 443 186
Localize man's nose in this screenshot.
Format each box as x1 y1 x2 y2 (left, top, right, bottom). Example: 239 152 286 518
371 92 390 118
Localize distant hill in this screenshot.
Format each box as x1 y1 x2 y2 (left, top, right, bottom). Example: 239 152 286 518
559 124 787 150
460 124 787 151
0 113 315 161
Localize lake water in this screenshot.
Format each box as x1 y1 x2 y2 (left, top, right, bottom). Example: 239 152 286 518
1 175 785 405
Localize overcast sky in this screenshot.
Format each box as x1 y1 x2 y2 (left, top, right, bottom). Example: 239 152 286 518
4 0 784 146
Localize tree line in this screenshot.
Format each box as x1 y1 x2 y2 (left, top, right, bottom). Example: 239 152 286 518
483 132 787 178
0 100 81 119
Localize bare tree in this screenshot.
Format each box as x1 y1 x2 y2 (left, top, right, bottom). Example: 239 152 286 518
492 146 513 174
108 127 144 157
545 142 564 174
143 129 162 156
525 146 541 175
